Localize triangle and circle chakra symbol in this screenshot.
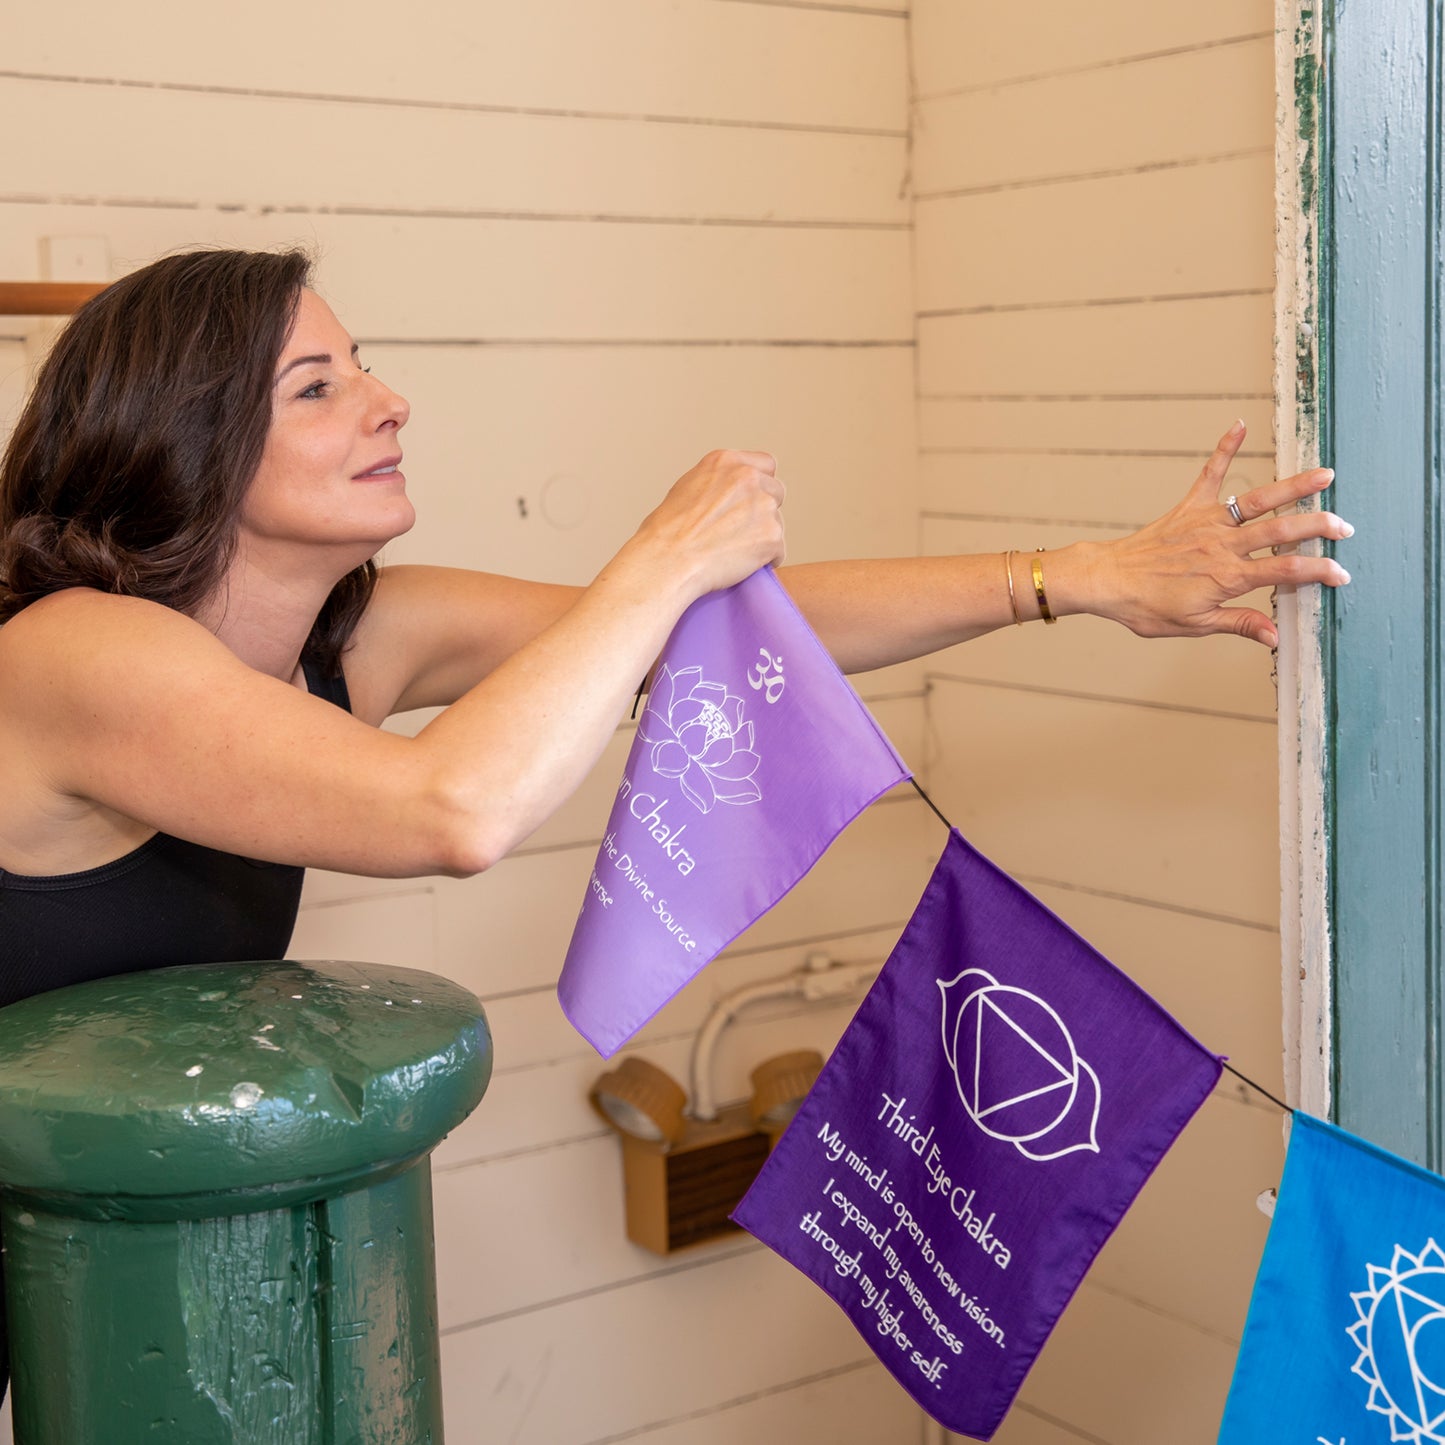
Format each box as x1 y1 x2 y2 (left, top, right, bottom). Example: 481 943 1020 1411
1350 1240 1445 1444
938 967 1101 1162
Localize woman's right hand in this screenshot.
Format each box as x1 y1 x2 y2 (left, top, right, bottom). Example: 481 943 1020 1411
620 449 786 601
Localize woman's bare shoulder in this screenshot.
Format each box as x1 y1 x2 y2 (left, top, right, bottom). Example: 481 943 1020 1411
0 589 218 679
0 593 236 869
0 591 248 749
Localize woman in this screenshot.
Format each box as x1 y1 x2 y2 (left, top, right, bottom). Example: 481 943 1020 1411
0 247 1351 1004
0 246 1348 1394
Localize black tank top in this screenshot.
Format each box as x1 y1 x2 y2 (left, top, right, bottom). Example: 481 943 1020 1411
0 659 351 1010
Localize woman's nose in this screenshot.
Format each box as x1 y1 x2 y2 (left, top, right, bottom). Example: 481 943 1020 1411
371 377 410 431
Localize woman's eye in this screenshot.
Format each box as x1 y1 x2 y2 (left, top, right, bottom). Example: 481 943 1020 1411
299 380 330 399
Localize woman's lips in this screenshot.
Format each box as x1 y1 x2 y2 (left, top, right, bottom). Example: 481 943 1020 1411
355 457 404 480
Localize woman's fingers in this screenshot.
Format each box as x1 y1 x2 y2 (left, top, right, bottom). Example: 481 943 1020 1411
1205 604 1280 648
1231 508 1354 553
1187 421 1249 501
640 449 788 590
1216 465 1351 586
1240 549 1352 589
727 449 778 477
1230 465 1335 520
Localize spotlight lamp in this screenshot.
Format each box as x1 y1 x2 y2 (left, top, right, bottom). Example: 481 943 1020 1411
748 1049 824 1137
589 1057 687 1145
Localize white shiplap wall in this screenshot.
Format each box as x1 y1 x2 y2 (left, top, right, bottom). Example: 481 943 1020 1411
1 5 1294 1440
0 4 936 1441
909 5 1283 1443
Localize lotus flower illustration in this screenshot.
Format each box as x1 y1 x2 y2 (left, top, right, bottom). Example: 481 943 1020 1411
637 665 763 814
938 968 1101 1162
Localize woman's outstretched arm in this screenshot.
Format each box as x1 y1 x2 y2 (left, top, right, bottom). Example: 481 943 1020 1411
777 423 1351 674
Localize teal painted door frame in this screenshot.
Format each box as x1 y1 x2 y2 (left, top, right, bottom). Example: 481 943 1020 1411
1313 0 1445 1166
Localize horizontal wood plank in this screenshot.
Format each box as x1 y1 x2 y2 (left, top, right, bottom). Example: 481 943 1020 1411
1084 1092 1278 1347
288 887 439 974
915 153 1273 314
910 0 1271 98
919 397 1271 459
353 343 918 582
924 679 1279 924
0 77 908 227
6 1 907 133
913 37 1272 196
918 293 1273 396
922 450 1180 529
1010 1278 1239 1443
0 202 914 344
1027 883 1282 1085
984 1405 1094 1445
614 1358 916 1445
438 1247 869 1443
0 280 106 315
721 0 904 12
432 997 867 1327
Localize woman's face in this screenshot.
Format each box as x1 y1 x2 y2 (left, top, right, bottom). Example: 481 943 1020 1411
239 289 414 564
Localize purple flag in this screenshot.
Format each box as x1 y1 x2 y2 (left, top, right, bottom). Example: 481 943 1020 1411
558 568 910 1057
733 830 1221 1438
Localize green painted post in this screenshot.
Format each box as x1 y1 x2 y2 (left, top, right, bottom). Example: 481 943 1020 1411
0 958 492 1444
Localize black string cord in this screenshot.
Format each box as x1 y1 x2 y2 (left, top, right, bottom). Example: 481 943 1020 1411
1222 1061 1292 1115
910 776 953 830
909 777 1293 1117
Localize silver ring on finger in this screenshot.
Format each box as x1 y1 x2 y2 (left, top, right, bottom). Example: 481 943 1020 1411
1225 495 1246 526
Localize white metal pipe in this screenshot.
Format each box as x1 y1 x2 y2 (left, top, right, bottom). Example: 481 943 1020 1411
687 957 880 1121
688 975 805 1122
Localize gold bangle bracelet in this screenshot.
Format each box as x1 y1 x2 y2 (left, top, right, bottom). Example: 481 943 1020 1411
1031 548 1057 624
1004 550 1023 625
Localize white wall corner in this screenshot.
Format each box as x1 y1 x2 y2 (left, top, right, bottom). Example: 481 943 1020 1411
1273 0 1331 1119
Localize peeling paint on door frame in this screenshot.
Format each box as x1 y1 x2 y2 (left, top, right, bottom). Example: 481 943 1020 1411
1275 0 1330 1120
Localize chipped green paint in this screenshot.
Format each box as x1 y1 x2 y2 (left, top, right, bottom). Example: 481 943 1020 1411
0 960 490 1443
1295 8 1324 429
1296 21 1320 210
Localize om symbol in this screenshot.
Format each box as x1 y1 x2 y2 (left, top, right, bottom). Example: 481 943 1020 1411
746 648 785 704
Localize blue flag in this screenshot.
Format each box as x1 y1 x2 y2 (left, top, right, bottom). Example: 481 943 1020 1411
733 830 1222 1438
1222 1111 1445 1444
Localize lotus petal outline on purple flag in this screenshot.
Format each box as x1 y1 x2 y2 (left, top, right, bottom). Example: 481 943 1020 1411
636 663 763 814
939 968 1102 1163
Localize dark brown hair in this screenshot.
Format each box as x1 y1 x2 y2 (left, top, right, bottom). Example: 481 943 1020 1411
0 248 376 675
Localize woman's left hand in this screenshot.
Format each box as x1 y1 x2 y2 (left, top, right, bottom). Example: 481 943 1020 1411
1075 421 1353 648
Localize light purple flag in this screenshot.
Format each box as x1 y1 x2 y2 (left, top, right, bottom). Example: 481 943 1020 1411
733 829 1221 1439
558 568 910 1057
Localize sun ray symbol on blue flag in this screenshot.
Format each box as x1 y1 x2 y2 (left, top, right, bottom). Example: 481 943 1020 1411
1349 1239 1445 1443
